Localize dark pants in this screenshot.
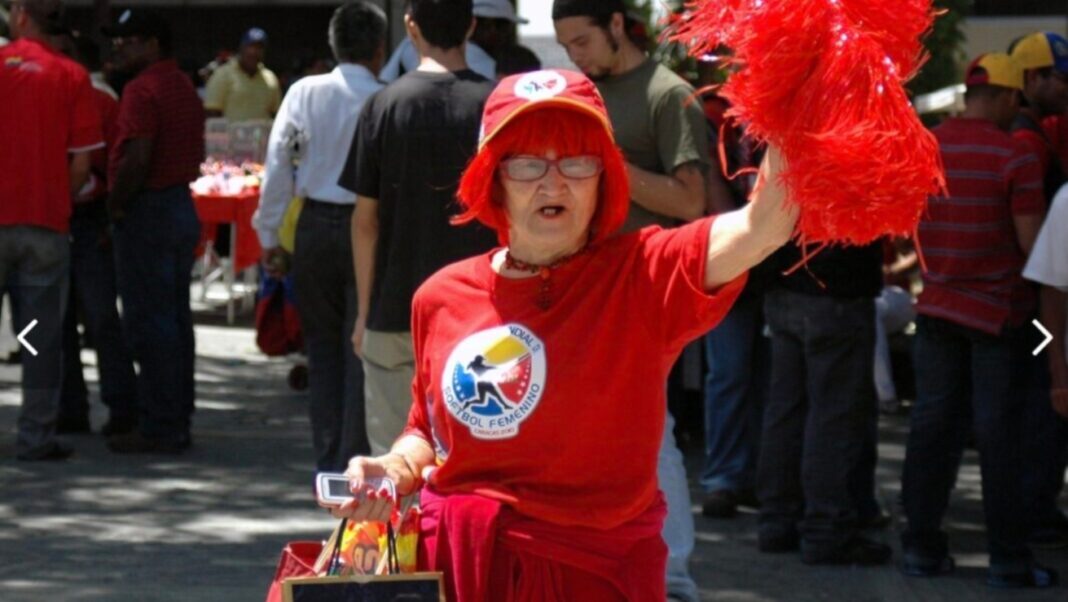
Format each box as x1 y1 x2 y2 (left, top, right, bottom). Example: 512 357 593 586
59 201 137 426
901 315 1032 566
757 289 876 553
113 187 200 444
292 199 368 472
0 225 69 457
1019 346 1068 536
701 292 767 494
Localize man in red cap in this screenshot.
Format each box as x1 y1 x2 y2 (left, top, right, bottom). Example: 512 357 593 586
900 53 1056 588
1 0 102 461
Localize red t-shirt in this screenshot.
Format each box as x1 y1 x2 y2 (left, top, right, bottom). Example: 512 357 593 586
1014 126 1052 177
402 217 746 530
918 117 1045 335
0 38 103 232
1043 115 1064 167
110 59 205 191
76 84 120 204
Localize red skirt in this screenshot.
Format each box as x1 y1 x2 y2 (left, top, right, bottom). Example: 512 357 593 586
417 487 667 602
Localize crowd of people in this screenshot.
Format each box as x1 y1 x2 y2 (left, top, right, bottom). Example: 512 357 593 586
2 0 1068 599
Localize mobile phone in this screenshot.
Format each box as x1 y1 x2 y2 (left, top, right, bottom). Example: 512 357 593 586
315 473 395 506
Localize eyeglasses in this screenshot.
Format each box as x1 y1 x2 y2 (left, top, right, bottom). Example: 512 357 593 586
499 155 603 182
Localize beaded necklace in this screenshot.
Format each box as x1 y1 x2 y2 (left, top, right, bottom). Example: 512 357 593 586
503 248 587 310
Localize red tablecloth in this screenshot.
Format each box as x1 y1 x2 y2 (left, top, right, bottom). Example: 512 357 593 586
192 190 262 272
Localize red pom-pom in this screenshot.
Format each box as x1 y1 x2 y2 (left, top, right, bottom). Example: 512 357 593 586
672 0 946 246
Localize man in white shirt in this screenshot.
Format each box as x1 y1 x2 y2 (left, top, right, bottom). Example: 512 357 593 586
378 0 526 82
1025 185 1068 418
253 1 386 472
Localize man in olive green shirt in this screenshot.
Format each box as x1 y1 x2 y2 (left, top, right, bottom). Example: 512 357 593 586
554 1 710 233
554 2 714 601
204 27 281 121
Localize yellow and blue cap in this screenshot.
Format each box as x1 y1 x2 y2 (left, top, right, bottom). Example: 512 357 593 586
1010 32 1068 74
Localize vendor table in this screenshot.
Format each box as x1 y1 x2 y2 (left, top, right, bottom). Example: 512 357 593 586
192 190 262 324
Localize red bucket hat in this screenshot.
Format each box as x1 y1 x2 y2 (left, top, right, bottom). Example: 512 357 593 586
479 69 615 150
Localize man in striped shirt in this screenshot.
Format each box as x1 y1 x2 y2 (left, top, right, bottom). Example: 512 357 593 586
900 54 1056 588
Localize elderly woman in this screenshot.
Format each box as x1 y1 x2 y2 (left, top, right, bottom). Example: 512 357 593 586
334 69 796 601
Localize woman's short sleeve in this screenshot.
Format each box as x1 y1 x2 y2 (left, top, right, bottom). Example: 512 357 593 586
636 216 748 353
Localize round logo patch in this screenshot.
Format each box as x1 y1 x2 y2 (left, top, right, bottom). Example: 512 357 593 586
441 324 546 440
513 70 567 101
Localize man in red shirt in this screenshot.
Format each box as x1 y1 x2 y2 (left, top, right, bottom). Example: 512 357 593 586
0 0 102 461
102 9 205 455
900 54 1055 587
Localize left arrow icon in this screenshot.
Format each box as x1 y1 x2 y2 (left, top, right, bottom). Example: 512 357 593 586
17 319 39 357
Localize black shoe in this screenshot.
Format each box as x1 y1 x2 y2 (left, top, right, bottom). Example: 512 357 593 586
16 441 74 461
177 432 193 451
859 509 892 531
878 398 903 415
101 419 137 438
702 490 738 518
802 536 892 566
1028 520 1068 550
56 417 92 435
107 431 186 455
758 530 800 553
735 488 760 509
901 550 955 577
987 564 1059 589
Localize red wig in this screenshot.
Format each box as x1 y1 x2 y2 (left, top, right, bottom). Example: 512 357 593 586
454 107 629 246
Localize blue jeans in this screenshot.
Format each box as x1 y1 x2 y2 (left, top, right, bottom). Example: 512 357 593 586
757 289 875 552
0 225 69 456
901 316 1032 566
659 410 698 602
60 201 138 426
113 187 200 443
701 293 767 493
292 200 368 471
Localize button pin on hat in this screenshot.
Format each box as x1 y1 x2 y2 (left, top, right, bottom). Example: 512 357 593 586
514 70 567 100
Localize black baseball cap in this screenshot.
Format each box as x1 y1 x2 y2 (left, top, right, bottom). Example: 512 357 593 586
102 8 170 42
551 0 625 20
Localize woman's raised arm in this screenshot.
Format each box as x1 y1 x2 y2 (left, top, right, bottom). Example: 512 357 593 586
704 147 798 289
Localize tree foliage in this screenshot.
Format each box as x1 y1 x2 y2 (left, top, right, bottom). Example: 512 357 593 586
909 0 973 96
627 0 972 95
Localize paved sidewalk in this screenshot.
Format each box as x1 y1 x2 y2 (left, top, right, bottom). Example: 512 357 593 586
1 323 1066 601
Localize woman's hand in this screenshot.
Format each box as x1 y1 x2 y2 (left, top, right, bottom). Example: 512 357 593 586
748 146 799 251
704 145 799 289
326 454 410 523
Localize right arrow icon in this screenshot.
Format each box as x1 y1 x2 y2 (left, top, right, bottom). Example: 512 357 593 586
1034 319 1053 357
